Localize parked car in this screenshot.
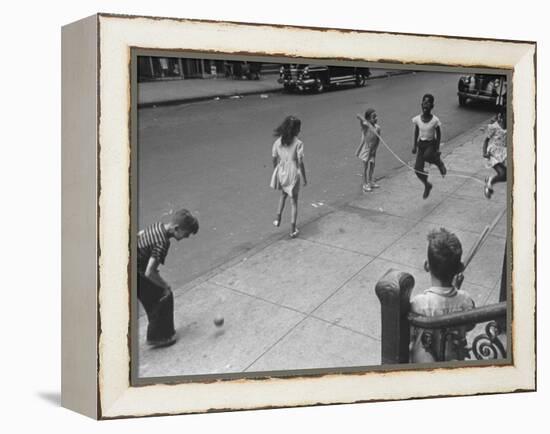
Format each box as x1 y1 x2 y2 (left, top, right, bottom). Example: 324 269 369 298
278 64 371 93
457 74 507 107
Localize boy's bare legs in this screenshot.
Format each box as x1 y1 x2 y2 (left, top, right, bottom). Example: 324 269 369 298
414 147 432 199
274 192 287 226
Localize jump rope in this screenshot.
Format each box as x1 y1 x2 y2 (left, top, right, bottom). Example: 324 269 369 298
362 119 487 186
360 119 505 276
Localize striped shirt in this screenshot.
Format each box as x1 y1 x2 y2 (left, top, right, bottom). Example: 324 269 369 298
137 222 170 274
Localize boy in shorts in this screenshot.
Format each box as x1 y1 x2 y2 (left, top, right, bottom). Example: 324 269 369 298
412 94 447 199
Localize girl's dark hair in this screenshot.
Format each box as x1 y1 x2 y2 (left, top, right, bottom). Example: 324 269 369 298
364 108 376 120
274 116 301 146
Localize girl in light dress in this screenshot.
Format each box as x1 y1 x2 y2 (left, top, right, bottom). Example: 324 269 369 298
270 116 307 238
355 108 381 192
482 111 507 199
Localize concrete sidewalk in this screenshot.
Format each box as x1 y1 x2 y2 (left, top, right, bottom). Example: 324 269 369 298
138 121 507 378
138 69 412 107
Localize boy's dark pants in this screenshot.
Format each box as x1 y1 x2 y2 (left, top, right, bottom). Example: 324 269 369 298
138 273 175 342
415 139 443 185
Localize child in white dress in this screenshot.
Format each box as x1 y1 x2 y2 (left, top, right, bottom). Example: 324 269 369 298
483 111 507 199
270 116 307 238
355 108 381 192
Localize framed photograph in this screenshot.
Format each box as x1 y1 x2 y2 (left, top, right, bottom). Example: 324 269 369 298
61 13 536 419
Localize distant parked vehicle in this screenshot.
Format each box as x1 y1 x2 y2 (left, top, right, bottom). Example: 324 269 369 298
225 61 262 80
278 64 371 93
457 74 507 107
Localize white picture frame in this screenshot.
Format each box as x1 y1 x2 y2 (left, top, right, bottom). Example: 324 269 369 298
61 13 536 419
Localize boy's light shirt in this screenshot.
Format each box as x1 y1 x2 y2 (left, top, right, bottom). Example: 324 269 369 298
411 286 475 317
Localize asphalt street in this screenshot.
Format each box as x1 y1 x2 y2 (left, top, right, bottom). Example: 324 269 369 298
138 71 496 290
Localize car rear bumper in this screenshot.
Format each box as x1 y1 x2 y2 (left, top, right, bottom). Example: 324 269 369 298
457 91 497 103
279 77 316 87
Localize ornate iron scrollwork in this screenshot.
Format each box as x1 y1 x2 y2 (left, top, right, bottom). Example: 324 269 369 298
471 321 507 360
419 329 469 361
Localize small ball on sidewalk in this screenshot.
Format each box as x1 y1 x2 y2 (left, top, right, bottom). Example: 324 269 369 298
214 316 224 327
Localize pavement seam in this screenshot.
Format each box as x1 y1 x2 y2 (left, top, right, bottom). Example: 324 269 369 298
208 280 309 316
209 280 381 341
297 236 381 258
242 316 310 372
306 258 377 327
205 275 383 373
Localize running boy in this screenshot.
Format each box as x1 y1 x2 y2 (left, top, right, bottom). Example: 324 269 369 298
356 108 381 192
409 228 475 362
138 208 199 348
412 94 447 199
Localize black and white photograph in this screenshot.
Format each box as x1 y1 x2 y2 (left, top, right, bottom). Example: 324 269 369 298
6 0 546 431
133 54 510 380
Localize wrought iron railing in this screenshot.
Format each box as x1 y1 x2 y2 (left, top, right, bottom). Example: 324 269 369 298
375 268 508 364
409 302 507 362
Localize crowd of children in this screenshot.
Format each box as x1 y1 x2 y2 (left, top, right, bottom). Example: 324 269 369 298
138 90 506 361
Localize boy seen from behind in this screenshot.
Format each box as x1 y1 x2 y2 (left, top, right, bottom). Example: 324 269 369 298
410 228 475 362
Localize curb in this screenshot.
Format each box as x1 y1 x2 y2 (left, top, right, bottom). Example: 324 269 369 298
138 87 283 109
137 71 415 109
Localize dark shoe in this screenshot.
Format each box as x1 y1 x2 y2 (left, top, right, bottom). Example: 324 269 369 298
290 228 300 238
423 182 433 199
147 333 177 349
438 162 447 177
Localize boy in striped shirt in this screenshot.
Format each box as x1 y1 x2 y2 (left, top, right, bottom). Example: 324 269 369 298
138 209 199 348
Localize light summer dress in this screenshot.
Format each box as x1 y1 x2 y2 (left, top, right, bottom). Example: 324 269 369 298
270 137 304 198
355 121 381 163
485 121 507 168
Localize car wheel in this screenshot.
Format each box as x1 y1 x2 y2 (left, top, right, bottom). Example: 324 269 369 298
458 96 467 106
315 79 325 93
355 75 366 87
